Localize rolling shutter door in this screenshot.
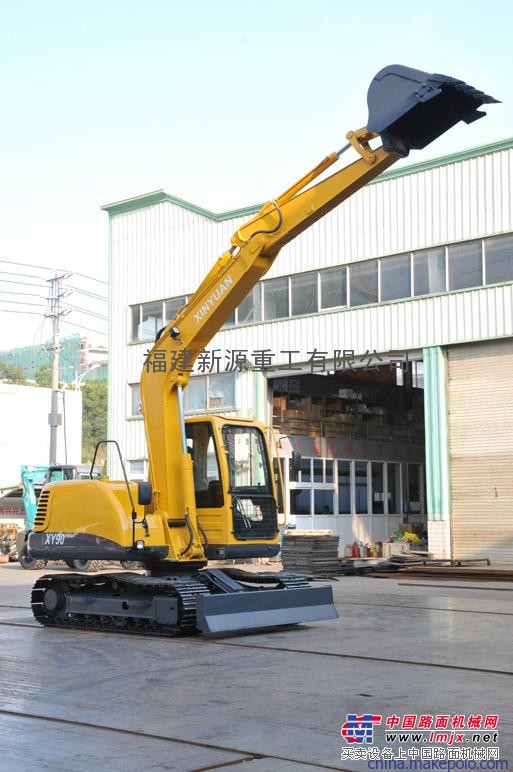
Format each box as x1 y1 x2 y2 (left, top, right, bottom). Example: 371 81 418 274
448 339 513 562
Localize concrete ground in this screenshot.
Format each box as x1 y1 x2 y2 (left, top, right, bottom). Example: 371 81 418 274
1 562 512 772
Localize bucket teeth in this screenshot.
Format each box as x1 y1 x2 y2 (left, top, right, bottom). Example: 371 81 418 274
367 65 499 156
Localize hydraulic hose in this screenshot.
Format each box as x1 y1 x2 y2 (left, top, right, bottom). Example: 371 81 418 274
178 508 195 557
197 519 208 549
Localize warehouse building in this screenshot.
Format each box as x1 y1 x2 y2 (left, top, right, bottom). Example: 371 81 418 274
104 137 513 562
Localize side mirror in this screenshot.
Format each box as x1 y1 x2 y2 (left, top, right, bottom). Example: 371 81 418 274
137 482 152 506
291 449 302 473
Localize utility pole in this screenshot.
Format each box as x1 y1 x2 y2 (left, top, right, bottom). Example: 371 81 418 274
46 273 71 464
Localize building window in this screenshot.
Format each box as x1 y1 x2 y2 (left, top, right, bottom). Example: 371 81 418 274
263 277 289 320
371 462 384 514
131 301 164 342
300 457 311 482
128 234 511 346
237 284 262 325
314 489 334 514
321 266 347 309
208 372 235 409
291 272 318 316
131 306 142 342
129 383 142 417
165 296 187 323
313 458 323 482
414 248 446 295
289 457 299 483
407 463 421 514
338 460 351 514
131 297 187 342
380 253 411 302
387 462 400 515
128 459 147 480
350 260 378 307
448 240 482 291
184 372 236 413
354 461 368 514
141 300 164 341
485 234 513 284
184 377 207 411
290 488 311 515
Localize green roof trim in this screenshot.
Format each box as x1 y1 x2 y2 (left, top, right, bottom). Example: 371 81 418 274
102 136 513 219
101 189 262 220
372 136 513 183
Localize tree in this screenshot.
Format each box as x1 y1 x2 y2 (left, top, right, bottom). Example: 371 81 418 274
81 381 108 464
35 363 52 387
0 360 26 384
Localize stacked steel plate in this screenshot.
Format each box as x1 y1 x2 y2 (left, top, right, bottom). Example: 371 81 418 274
281 532 340 577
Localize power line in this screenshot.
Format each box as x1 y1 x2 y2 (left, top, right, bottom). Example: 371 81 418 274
1 278 46 289
0 258 107 285
0 309 43 316
61 319 108 337
0 290 45 299
73 271 107 285
0 269 45 280
0 299 46 307
0 257 57 272
67 305 108 321
67 285 108 301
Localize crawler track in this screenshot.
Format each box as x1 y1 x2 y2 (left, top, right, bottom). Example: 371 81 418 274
31 572 211 636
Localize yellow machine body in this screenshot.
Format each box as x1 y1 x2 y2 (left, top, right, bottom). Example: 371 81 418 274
30 416 282 567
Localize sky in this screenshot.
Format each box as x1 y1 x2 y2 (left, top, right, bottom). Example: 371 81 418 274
0 0 512 348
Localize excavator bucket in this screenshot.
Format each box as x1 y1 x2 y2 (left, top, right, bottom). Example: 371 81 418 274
196 585 338 634
367 65 499 157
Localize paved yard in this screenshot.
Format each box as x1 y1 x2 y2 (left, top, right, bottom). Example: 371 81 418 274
1 562 512 771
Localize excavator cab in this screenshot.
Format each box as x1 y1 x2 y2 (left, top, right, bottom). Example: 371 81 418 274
185 416 282 561
367 65 499 156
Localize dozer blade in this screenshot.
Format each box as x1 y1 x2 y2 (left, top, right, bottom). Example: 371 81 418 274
367 64 499 157
196 585 338 634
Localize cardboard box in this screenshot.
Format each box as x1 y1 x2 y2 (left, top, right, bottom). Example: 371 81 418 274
273 396 287 413
284 409 301 418
382 542 411 557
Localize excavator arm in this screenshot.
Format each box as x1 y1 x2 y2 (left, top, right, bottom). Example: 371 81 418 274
141 65 497 562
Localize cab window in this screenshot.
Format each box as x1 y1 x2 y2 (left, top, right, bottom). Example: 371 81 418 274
185 422 223 508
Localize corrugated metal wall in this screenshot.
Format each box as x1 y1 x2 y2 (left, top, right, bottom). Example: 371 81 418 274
108 144 513 476
448 339 513 562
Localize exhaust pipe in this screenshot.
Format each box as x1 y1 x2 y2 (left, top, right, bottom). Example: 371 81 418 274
367 65 499 157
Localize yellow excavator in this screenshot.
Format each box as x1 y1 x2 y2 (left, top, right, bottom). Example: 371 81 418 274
28 65 496 635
